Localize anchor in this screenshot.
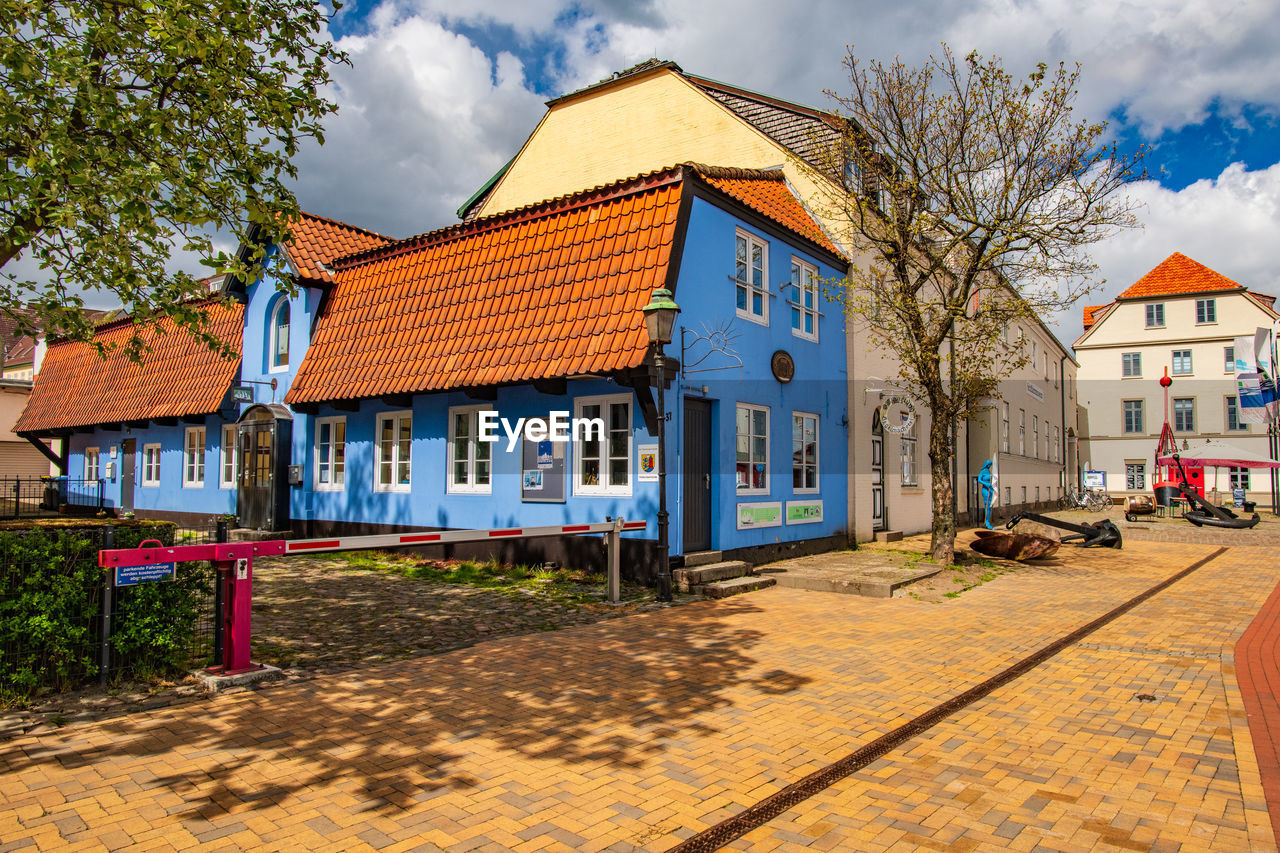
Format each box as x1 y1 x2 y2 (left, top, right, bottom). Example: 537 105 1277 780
1005 511 1123 549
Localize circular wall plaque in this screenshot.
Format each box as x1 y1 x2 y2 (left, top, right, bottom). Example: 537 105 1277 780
770 350 795 383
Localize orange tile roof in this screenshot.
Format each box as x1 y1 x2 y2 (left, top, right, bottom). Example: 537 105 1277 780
284 212 391 283
15 301 244 433
1117 252 1245 300
286 164 837 405
693 165 841 256
1081 303 1111 329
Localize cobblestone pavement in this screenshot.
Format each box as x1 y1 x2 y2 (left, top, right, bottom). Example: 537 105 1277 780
1 540 1276 851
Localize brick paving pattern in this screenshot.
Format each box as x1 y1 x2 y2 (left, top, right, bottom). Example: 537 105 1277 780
1 540 1276 851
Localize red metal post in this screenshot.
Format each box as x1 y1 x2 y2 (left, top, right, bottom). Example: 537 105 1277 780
212 555 257 675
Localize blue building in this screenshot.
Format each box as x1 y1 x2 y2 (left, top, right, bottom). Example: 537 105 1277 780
17 164 849 578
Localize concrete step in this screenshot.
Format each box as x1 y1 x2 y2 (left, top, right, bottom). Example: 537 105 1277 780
229 528 294 542
673 560 752 592
683 550 724 568
874 530 904 543
701 575 777 599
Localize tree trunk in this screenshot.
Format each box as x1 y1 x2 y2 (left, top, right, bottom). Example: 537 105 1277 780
928 398 956 565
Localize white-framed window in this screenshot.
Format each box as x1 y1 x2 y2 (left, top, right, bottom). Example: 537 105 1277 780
1126 463 1145 490
183 427 205 488
1226 396 1249 432
900 415 918 487
269 298 290 371
1173 397 1195 432
1001 402 1009 453
1032 416 1039 459
220 425 239 489
1021 486 1027 504
84 447 100 481
375 411 412 492
1171 349 1192 375
789 258 818 340
1123 400 1144 434
142 443 161 487
1196 298 1216 324
1053 427 1060 463
1122 352 1141 377
792 411 819 493
736 403 769 494
1225 346 1235 373
575 395 631 496
447 405 493 494
315 416 346 491
1145 303 1165 328
1018 409 1025 455
1230 466 1250 491
1004 485 1011 506
734 229 768 325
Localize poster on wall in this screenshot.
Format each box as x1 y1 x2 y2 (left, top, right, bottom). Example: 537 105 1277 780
785 500 823 525
637 443 658 482
521 422 565 502
737 501 782 530
1083 470 1105 489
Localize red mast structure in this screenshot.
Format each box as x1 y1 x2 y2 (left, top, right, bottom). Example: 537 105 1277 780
1153 366 1203 502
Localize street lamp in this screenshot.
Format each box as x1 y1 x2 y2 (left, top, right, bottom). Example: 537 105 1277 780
642 286 680 602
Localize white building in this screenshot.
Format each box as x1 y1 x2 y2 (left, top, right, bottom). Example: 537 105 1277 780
1075 252 1278 502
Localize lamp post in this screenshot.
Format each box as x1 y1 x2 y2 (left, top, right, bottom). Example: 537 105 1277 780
642 286 680 602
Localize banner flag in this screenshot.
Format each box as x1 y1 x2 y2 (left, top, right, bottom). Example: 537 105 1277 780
1235 334 1268 424
1255 327 1278 420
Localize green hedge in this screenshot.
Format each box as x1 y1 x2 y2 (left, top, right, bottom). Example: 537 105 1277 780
0 520 213 701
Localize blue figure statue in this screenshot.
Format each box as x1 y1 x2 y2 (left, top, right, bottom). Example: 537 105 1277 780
978 459 995 529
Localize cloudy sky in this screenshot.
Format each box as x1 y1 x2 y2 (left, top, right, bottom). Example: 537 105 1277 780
288 0 1280 348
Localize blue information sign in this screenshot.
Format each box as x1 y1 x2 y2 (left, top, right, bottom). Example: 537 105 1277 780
115 562 176 587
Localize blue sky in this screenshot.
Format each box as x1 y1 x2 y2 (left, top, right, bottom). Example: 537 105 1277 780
282 0 1280 348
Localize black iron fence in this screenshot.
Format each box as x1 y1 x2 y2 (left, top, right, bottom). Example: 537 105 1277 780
0 521 219 705
0 476 105 518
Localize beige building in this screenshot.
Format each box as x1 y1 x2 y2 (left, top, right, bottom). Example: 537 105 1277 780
1075 252 1278 502
464 59 1074 540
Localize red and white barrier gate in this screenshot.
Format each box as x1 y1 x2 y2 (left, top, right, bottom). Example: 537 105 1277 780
99 518 647 676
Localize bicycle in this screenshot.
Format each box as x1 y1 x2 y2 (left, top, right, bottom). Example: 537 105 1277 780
1084 488 1111 512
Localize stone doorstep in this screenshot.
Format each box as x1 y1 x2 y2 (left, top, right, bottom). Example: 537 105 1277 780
683 550 724 568
700 575 777 599
673 560 752 592
763 564 943 599
873 530 904 543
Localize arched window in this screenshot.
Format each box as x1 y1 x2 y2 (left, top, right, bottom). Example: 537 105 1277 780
270 298 290 369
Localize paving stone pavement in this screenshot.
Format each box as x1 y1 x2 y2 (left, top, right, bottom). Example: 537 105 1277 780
0 540 1276 852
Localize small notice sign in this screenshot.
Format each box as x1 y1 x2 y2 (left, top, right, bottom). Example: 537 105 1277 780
230 386 254 403
737 502 782 530
115 562 176 587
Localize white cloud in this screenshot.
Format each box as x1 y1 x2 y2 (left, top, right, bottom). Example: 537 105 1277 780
1044 161 1280 347
289 6 547 236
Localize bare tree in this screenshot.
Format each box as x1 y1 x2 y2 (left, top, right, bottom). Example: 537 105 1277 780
802 46 1146 564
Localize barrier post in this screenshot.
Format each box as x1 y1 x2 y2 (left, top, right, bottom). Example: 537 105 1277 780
216 555 256 674
607 517 622 604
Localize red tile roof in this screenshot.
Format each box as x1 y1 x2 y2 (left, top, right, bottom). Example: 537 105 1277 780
694 165 840 256
287 164 837 405
284 213 391 283
1081 303 1111 330
15 301 244 433
1118 252 1245 300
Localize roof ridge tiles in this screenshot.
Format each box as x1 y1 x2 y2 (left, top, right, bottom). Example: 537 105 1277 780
332 163 797 272
295 209 392 242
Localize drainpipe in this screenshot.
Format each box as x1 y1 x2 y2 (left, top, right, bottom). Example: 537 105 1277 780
1059 353 1069 491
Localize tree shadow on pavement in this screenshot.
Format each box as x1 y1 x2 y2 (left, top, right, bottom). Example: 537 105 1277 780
3 596 804 822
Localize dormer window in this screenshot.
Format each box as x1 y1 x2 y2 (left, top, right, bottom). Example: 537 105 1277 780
270 299 290 370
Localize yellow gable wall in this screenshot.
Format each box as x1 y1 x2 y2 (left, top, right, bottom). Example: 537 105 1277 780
478 70 841 247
